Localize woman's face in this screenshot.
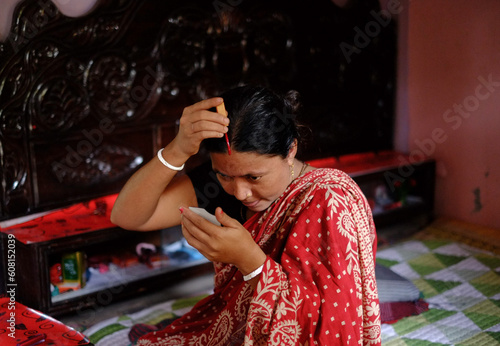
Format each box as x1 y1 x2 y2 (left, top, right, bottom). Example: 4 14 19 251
210 149 295 213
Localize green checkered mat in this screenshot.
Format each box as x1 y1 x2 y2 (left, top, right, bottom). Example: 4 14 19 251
83 293 210 346
378 239 500 345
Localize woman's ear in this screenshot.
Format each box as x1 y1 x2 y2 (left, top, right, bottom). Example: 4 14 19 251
286 139 298 165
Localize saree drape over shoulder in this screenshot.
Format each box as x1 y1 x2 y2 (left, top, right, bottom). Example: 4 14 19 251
137 168 381 346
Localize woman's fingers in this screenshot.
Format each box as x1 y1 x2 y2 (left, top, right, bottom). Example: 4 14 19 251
183 98 228 126
180 207 252 264
189 112 228 136
174 98 230 156
181 219 207 255
181 207 219 236
181 216 222 261
214 207 238 228
183 97 223 114
181 208 217 244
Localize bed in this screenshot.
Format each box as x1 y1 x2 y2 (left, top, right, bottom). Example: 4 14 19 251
77 218 500 345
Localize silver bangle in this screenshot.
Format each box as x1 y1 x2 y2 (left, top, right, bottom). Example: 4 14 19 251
243 264 264 281
157 148 185 171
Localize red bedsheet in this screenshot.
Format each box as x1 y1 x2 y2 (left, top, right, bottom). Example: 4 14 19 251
0 297 91 345
0 194 118 244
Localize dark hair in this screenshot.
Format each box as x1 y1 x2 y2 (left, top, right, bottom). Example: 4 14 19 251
204 85 302 158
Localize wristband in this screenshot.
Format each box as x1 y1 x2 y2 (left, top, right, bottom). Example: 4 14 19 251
243 264 264 281
157 148 185 171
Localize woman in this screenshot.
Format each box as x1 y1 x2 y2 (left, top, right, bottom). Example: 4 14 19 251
111 85 381 345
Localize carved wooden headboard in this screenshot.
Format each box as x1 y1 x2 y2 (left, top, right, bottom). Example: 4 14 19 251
0 0 396 220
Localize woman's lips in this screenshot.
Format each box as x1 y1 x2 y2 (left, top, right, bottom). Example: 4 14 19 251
243 200 259 208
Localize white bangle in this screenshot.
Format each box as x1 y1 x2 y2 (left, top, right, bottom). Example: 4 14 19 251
157 148 185 171
243 264 264 281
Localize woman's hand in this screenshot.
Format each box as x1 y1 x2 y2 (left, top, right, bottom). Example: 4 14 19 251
171 97 229 158
180 207 266 276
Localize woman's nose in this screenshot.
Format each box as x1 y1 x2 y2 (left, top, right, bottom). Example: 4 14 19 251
233 180 251 201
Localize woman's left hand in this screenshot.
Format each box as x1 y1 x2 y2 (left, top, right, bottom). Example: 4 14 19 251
180 207 266 276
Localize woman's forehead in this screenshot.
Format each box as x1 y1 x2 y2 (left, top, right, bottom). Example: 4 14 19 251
210 151 283 177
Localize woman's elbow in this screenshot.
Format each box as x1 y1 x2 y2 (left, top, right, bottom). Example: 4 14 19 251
110 208 136 230
109 209 120 227
110 209 159 232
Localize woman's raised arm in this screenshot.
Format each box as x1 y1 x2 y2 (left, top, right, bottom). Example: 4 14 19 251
110 97 229 231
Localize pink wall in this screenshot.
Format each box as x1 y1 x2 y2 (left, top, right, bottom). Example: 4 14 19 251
399 0 500 229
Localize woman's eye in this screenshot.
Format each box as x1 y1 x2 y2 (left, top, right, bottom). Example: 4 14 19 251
217 173 231 181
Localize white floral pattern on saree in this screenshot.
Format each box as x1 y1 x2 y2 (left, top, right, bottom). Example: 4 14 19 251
137 169 381 345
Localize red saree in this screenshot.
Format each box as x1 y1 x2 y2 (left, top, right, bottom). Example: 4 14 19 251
137 168 381 345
